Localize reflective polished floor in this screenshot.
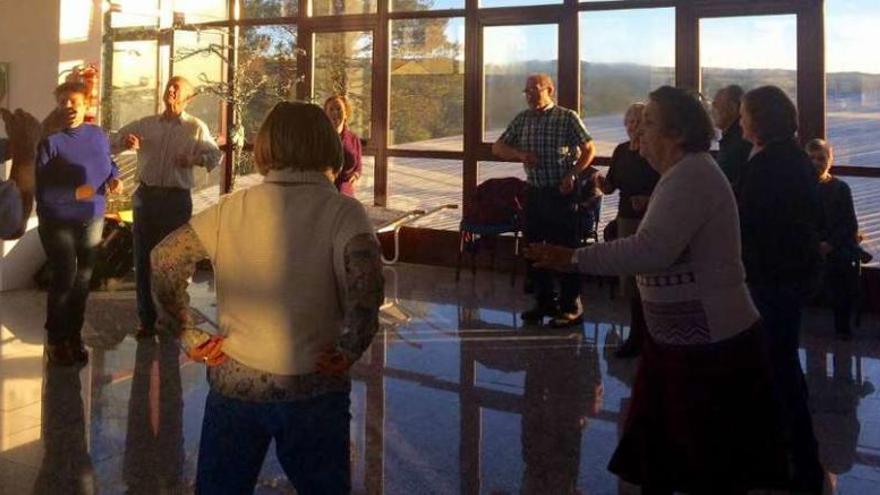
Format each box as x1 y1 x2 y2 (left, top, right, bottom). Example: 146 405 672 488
1 263 879 494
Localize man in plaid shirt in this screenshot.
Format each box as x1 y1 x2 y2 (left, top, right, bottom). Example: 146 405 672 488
492 74 596 327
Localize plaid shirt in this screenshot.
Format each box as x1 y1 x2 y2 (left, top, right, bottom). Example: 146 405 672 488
499 104 592 187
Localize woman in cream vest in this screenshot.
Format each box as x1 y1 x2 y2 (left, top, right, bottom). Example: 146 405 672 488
150 101 384 494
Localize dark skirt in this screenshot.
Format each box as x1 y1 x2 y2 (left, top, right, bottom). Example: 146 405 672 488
608 323 791 492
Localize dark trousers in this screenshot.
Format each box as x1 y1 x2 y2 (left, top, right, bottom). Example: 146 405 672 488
749 284 825 493
38 217 104 346
196 390 352 495
525 187 583 311
133 185 192 329
824 251 860 335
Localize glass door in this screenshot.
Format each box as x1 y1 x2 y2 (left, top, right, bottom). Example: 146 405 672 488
311 30 375 204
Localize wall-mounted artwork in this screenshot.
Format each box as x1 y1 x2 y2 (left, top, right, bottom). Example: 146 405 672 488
0 63 9 108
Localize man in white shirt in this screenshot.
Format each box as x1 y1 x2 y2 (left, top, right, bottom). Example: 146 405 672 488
113 76 222 337
0 108 40 239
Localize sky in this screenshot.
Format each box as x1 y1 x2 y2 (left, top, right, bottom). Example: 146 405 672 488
478 0 880 75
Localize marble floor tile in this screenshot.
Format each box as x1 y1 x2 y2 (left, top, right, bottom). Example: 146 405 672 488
0 263 878 494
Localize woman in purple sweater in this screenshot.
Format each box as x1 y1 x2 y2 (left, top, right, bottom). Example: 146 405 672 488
36 81 123 366
323 95 363 197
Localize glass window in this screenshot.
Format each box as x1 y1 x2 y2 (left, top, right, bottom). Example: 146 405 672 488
108 40 159 131
173 0 228 23
313 31 374 140
579 8 675 157
388 158 462 230
483 24 558 143
240 0 298 17
392 0 464 11
826 0 880 167
478 161 525 184
312 0 376 17
699 15 798 103
233 25 300 186
480 0 560 9
172 29 227 137
238 25 300 143
354 155 375 206
390 18 465 151
110 0 161 28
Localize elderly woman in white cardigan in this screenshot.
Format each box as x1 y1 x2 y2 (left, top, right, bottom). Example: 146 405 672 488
527 86 801 495
150 101 383 494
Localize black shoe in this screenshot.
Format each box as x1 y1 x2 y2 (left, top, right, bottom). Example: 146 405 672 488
521 305 558 322
549 309 584 328
71 343 89 365
614 338 641 358
46 342 77 366
68 335 90 365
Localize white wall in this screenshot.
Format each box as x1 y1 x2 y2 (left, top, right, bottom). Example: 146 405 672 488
0 0 104 291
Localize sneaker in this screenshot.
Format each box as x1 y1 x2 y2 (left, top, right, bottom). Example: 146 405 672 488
521 305 558 322
549 309 584 328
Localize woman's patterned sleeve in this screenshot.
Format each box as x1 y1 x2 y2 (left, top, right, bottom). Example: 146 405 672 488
151 223 212 351
337 233 385 362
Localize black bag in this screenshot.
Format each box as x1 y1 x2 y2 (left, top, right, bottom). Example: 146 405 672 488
91 217 134 288
33 217 134 290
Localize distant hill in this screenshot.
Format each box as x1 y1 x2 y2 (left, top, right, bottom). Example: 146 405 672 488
484 61 880 119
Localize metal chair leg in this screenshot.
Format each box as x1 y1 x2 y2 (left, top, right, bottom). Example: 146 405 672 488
470 234 478 278
456 231 465 282
511 230 520 287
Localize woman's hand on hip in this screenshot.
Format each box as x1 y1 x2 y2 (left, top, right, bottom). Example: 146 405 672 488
189 336 227 366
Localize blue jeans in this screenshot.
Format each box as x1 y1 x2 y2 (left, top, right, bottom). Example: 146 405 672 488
133 185 192 329
38 217 104 345
196 390 352 495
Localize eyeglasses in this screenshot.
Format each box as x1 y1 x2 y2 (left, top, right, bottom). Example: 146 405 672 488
522 86 548 95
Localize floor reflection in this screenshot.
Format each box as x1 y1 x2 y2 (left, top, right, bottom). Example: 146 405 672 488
34 364 94 495
1 264 879 494
123 338 184 493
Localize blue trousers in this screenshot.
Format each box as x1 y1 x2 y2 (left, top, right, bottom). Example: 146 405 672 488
38 217 104 345
196 390 352 495
133 185 192 329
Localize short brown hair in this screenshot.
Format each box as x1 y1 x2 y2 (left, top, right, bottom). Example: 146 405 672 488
323 94 353 117
54 81 88 98
742 86 798 146
649 86 715 153
253 101 343 175
805 138 830 154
